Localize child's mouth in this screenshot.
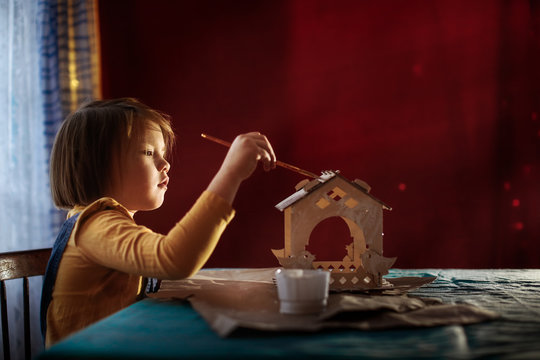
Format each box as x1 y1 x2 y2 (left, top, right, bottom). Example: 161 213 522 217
158 177 169 189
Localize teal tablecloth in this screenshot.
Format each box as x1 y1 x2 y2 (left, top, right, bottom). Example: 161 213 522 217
38 269 540 359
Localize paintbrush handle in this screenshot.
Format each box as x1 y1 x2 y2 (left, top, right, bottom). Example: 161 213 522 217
201 133 232 147
201 133 318 178
275 161 318 178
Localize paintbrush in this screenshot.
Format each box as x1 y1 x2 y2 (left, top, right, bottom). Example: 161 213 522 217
201 133 319 179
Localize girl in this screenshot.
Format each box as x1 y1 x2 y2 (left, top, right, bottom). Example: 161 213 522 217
41 98 276 346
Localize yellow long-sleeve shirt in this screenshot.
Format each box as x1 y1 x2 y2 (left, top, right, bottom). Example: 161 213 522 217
46 190 234 346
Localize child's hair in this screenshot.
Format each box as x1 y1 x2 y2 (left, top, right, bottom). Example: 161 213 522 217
50 98 175 209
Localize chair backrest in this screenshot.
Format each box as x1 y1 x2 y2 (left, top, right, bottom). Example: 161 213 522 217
0 248 51 360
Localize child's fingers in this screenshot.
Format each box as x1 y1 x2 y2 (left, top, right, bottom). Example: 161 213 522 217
247 132 276 169
235 131 277 171
260 138 276 167
257 148 275 171
256 142 276 169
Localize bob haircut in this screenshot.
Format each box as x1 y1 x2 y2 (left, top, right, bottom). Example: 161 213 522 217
50 98 175 209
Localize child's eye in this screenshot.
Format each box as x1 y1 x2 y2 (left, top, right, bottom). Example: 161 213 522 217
143 150 153 156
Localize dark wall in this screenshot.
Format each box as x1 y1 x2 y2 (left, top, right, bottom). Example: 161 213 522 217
99 0 540 269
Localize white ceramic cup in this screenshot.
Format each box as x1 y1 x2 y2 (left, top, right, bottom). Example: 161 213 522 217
275 268 330 315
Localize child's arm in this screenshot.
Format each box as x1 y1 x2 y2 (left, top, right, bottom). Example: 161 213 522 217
71 132 276 280
206 132 276 205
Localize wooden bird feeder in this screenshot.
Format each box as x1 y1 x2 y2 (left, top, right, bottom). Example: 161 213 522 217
272 170 396 290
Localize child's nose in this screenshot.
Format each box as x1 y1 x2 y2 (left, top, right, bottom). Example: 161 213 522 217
161 159 171 173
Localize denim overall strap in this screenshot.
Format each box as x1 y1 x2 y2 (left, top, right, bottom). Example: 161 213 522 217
40 213 80 338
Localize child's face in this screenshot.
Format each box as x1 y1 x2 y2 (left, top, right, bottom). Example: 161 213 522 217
109 122 170 213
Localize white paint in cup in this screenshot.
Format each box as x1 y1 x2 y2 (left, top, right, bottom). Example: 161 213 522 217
275 268 330 314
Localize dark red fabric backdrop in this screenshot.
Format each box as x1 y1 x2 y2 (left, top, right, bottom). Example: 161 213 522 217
98 0 540 268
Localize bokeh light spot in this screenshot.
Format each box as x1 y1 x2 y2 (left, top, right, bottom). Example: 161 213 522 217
503 181 511 191
513 222 524 231
398 183 407 191
512 199 520 207
412 64 423 76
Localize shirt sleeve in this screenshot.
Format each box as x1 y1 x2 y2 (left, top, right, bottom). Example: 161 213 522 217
72 191 235 279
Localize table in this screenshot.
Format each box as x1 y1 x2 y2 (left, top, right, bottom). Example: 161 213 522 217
38 269 540 359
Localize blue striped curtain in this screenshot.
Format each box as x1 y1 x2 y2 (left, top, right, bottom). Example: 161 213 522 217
40 0 102 231
0 0 100 358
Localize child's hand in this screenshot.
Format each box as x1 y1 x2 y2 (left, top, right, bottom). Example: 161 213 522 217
206 132 276 204
226 132 276 180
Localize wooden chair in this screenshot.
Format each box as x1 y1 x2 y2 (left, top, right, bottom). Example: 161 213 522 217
0 248 51 360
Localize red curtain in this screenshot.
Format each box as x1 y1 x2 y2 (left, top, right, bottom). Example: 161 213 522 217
99 0 539 268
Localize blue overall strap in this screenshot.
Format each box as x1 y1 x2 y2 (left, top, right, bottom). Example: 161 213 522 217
40 213 80 338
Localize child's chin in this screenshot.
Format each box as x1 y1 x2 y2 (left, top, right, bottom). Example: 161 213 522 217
142 199 164 211
150 202 164 210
